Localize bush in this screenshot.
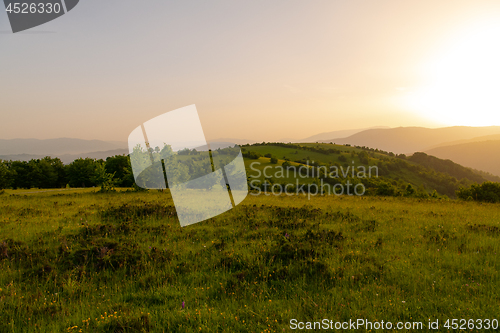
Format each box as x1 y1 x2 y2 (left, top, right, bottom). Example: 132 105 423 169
91 162 117 193
358 151 369 164
270 157 278 164
457 182 500 203
243 151 261 160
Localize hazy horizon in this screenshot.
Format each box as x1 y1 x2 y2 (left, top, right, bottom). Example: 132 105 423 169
1 0 499 142
4 124 500 144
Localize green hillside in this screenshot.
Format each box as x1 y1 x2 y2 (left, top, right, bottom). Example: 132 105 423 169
241 142 495 198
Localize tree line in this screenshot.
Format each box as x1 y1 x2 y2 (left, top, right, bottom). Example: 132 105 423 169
0 155 134 190
1 148 499 203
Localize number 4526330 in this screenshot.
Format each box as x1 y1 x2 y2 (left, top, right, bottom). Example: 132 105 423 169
444 319 499 330
5 2 62 14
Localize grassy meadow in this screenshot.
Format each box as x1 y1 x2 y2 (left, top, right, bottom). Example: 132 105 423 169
0 188 499 332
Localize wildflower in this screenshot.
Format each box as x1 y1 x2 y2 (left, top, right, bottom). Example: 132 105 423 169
182 301 185 309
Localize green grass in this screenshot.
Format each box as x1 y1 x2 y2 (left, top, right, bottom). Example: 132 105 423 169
244 157 317 185
245 144 359 166
0 189 499 332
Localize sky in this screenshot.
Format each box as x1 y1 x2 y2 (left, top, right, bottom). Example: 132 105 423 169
1 0 500 142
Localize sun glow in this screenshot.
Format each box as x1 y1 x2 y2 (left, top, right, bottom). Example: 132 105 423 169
405 20 500 126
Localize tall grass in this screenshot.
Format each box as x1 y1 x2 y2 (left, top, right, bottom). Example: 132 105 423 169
0 189 499 332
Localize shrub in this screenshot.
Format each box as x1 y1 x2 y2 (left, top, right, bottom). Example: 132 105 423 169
457 182 500 203
243 151 261 159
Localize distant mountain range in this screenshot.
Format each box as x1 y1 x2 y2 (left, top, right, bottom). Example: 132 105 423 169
424 134 500 150
0 149 129 165
0 138 126 156
298 126 390 143
425 140 500 177
0 138 127 164
208 138 258 145
211 126 391 145
320 126 500 154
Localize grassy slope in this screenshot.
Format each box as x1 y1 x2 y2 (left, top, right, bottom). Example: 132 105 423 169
1 189 499 332
243 143 493 197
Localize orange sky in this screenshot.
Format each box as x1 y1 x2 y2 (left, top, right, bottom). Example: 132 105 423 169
1 0 499 142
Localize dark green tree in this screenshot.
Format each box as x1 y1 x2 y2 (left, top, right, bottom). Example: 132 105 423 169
105 155 133 187
67 158 99 187
10 161 31 189
457 182 500 203
358 151 369 164
27 158 61 188
0 160 14 189
404 184 416 197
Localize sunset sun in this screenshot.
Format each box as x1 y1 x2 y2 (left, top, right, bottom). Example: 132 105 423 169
405 20 500 126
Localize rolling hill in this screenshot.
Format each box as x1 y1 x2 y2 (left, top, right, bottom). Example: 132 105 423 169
241 142 498 198
320 126 500 154
425 133 500 150
425 140 500 177
298 126 390 143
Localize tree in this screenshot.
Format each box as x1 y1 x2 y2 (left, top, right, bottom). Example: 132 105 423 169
270 157 278 164
376 182 396 196
404 184 416 197
242 151 261 159
358 151 369 164
67 158 98 188
50 157 68 188
0 160 14 189
105 155 133 187
28 158 60 189
457 182 500 203
129 143 190 189
92 161 116 192
10 161 31 189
